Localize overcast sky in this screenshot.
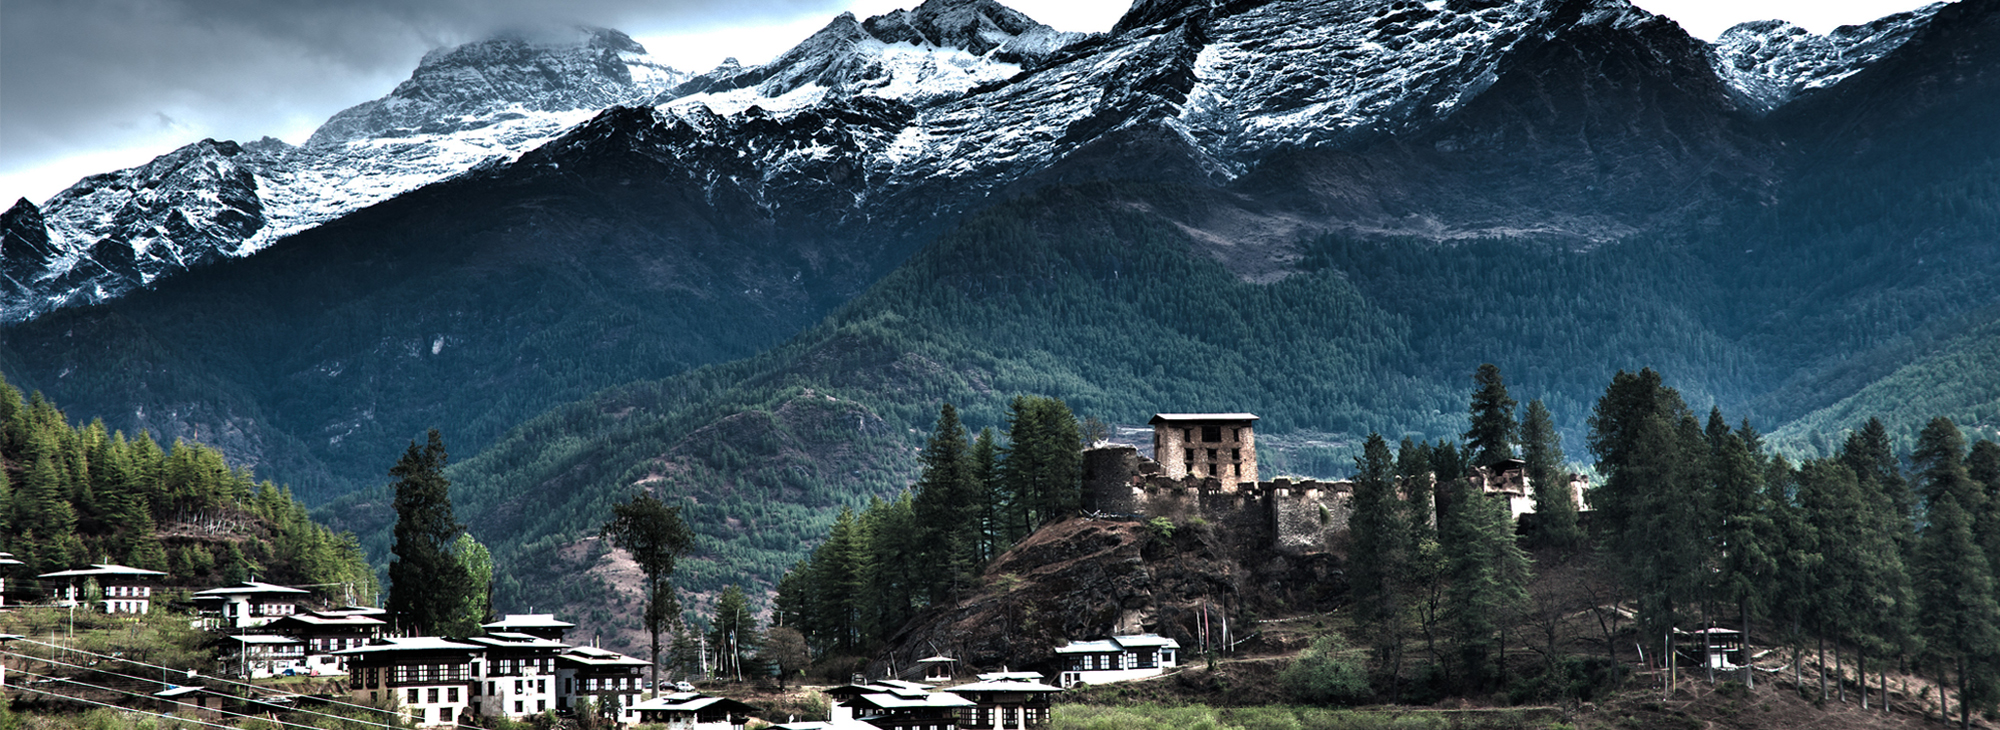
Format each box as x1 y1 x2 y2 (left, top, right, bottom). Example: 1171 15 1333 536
0 0 1947 205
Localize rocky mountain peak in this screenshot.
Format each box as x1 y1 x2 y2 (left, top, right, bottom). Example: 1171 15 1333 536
862 0 1046 54
1709 2 1944 114
305 25 685 149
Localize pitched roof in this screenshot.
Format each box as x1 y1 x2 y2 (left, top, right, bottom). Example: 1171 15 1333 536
629 694 762 715
482 614 573 630
265 614 386 629
948 678 1063 693
39 564 167 579
850 692 975 710
331 637 481 655
227 635 300 645
1149 413 1259 424
1055 634 1181 653
467 633 569 650
559 646 648 667
192 581 312 598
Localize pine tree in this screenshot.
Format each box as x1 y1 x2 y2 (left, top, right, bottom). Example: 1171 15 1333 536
971 428 1001 562
997 396 1081 536
911 404 981 603
709 585 761 682
1707 431 1773 687
1348 433 1408 682
1439 477 1530 690
1464 364 1518 468
1913 417 1976 507
602 491 695 689
1520 399 1580 548
1913 493 2000 730
1586 370 1705 638
386 429 470 636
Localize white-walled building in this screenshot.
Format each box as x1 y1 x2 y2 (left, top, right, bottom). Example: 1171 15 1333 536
467 633 567 720
557 644 649 720
38 564 167 614
630 691 761 729
264 610 388 675
192 581 312 628
0 553 21 607
1054 634 1180 688
227 635 306 678
335 637 481 728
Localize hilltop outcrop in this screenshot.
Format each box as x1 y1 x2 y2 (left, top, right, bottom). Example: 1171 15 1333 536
873 515 1344 678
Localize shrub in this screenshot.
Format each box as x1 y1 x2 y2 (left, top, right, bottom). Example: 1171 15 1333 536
1278 634 1370 705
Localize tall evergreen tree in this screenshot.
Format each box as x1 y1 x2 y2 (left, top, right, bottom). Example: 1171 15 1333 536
911 404 981 603
1913 493 2000 730
602 491 695 690
386 428 470 636
1586 370 1705 638
970 428 1001 563
708 585 761 682
1707 431 1773 687
1913 417 1976 507
997 396 1081 536
1464 364 1518 468
1439 477 1531 689
1348 433 1408 681
1519 399 1580 548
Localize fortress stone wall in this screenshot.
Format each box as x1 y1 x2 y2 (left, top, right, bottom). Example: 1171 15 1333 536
1083 445 1352 555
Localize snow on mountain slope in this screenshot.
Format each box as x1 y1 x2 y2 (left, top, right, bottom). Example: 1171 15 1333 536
657 0 1085 116
1709 3 1945 114
3 27 684 322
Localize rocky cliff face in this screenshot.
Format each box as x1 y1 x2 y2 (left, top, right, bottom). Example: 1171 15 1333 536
6 0 1964 322
3 27 685 323
874 517 1343 677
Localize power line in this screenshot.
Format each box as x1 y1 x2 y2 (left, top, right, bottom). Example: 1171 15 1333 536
14 636 399 720
4 646 403 730
7 681 232 729
6 665 377 730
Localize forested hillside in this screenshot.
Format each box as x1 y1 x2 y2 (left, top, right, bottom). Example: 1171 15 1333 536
0 374 377 602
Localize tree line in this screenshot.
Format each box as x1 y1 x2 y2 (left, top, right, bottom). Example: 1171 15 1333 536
0 373 377 602
772 395 1084 661
1338 364 2000 727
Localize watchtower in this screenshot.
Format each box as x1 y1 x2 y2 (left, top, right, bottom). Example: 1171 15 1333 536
1149 413 1258 488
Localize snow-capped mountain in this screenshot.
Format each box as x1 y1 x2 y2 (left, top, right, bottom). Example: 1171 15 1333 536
2 0 1964 322
1709 3 1945 114
657 0 1086 116
3 27 684 322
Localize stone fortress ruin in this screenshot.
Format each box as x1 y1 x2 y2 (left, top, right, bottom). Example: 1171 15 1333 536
1083 413 1590 555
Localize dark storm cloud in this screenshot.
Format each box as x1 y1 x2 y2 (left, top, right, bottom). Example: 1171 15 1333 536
0 0 847 200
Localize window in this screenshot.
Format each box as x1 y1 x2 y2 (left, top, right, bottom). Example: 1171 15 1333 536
539 679 547 694
408 689 419 705
1232 448 1240 461
516 679 524 694
538 700 546 712
1207 449 1217 461
428 688 439 704
1182 428 1191 442
370 691 377 703
1184 449 1193 465
437 708 449 723
515 701 523 714
1202 425 1221 442
1234 463 1241 476
488 681 496 696
448 688 458 703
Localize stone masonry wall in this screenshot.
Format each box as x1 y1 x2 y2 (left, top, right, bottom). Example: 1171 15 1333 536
1083 445 1351 555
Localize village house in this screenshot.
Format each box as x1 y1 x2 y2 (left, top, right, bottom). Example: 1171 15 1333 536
1149 414 1259 488
556 644 649 718
915 655 957 683
38 564 168 614
837 685 974 730
335 637 480 728
262 609 388 675
1467 458 1591 518
1053 634 1180 688
192 581 313 628
467 632 567 720
225 634 307 678
629 690 762 729
482 613 574 641
0 552 21 607
950 673 1062 729
823 679 943 727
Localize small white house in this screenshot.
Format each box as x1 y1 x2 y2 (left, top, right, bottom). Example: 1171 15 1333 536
227 635 307 678
1054 634 1180 688
629 692 762 730
38 564 168 614
0 552 22 607
335 637 481 728
192 581 313 628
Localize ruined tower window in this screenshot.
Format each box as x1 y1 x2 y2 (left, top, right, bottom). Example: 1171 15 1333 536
1203 425 1222 442
1207 449 1217 462
1183 428 1192 442
1233 427 1241 440
1234 463 1241 476
1185 449 1194 465
1232 448 1241 461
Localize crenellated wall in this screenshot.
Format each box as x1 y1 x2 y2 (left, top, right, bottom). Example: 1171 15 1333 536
1083 445 1351 555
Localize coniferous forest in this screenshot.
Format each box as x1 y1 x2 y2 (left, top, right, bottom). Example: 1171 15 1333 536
0 373 377 604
